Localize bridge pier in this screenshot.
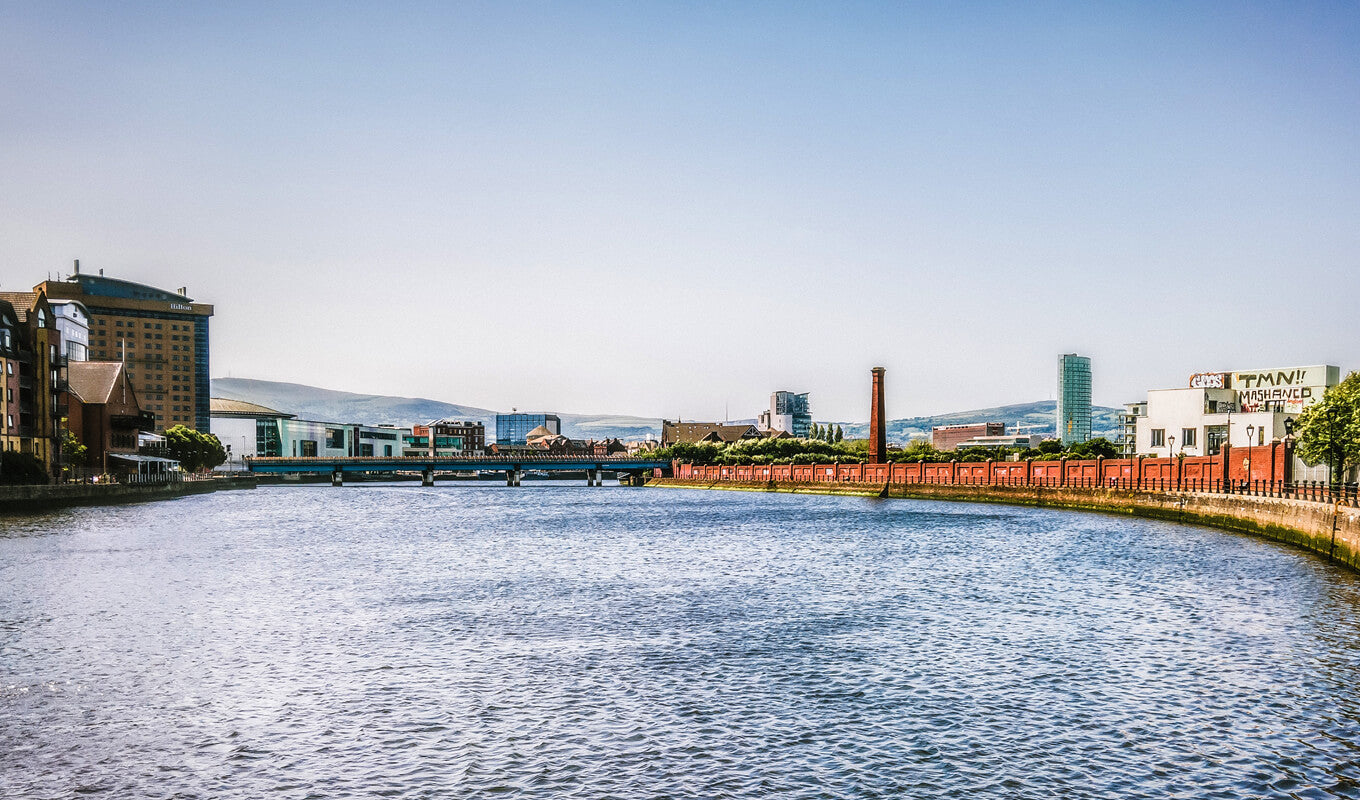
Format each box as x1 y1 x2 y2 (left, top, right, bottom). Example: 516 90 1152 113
506 468 522 487
331 470 343 487
421 468 434 487
587 469 599 487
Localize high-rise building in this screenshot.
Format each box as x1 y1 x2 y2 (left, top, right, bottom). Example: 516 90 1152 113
1057 354 1092 445
496 412 561 446
36 269 213 433
758 391 811 438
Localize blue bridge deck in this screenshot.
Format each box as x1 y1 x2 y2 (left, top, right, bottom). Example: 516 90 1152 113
246 455 671 485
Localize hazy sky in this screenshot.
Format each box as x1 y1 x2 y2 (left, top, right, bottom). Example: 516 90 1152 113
2 2 1357 422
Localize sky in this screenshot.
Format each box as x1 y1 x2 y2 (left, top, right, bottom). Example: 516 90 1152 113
2 1 1357 422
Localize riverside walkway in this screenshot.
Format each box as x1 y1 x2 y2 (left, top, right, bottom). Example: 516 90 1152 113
246 454 672 486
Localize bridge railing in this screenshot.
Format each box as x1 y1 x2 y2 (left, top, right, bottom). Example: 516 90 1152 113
246 454 664 464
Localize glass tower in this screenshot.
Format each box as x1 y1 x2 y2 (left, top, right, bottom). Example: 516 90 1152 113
1057 354 1092 445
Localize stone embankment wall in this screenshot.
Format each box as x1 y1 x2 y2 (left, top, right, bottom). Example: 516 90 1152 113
650 478 1360 572
0 475 257 514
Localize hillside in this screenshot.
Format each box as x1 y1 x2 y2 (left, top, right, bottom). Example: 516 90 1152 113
832 400 1121 443
211 379 1120 444
210 378 663 441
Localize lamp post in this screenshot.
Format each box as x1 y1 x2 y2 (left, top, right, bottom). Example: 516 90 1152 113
1167 435 1175 490
1246 424 1255 492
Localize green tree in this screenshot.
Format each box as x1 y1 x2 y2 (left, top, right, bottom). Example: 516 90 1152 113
60 427 87 473
810 423 821 441
165 425 228 472
834 425 844 443
1037 439 1064 455
0 451 49 485
1294 372 1360 492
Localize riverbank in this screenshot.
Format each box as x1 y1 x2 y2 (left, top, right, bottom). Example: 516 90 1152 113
0 475 258 514
649 478 1360 572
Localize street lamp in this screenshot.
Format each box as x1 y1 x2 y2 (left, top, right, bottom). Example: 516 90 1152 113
1246 424 1255 492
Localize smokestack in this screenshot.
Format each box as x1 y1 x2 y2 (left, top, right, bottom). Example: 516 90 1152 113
73 259 79 275
178 287 187 296
869 366 887 464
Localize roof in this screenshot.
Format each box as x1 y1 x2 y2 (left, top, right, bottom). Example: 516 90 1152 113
524 424 555 440
210 397 295 419
68 361 126 404
0 292 36 322
662 421 760 445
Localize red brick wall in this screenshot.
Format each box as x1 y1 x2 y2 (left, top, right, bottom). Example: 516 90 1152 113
676 442 1291 490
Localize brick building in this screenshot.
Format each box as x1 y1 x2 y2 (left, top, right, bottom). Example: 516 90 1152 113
932 422 1006 452
0 293 67 474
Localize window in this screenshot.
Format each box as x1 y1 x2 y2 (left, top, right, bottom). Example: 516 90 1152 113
1181 428 1196 448
6 415 11 428
1150 429 1165 447
300 440 318 457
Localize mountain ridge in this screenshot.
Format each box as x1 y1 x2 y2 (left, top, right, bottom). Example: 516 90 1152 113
210 378 1121 442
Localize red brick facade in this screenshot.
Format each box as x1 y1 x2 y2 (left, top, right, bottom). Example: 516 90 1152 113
868 367 886 464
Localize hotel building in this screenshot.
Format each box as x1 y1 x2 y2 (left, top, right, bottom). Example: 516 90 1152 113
37 269 213 433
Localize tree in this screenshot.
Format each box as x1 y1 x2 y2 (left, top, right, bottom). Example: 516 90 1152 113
810 423 821 441
1294 371 1360 492
0 451 49 485
60 428 87 473
165 425 228 472
834 425 844 443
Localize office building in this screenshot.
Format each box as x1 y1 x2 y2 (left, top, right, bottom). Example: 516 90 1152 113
496 412 561 446
404 420 485 456
37 267 213 433
758 391 811 438
932 422 1006 452
1057 354 1092 445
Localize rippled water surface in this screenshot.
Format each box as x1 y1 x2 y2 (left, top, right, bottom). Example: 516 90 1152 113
5 484 1360 798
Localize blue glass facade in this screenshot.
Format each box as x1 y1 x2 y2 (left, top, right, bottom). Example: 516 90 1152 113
1057 354 1092 445
496 413 561 445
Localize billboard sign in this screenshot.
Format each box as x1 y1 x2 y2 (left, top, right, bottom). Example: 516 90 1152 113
1231 365 1339 413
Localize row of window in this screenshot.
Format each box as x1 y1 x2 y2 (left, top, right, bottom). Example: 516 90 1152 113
99 320 191 332
1150 428 1199 448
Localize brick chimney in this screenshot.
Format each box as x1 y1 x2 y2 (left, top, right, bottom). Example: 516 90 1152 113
869 366 886 464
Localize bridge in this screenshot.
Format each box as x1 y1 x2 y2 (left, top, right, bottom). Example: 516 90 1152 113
245 454 673 486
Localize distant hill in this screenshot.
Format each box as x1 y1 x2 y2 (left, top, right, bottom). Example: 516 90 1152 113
210 378 663 441
832 400 1121 443
211 379 1119 444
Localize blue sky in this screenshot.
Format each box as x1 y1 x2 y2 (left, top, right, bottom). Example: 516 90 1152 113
2 2 1357 421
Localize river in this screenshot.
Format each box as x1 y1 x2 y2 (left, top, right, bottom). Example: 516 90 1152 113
3 484 1360 798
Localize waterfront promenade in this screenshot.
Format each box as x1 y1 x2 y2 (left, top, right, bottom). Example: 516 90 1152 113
0 474 257 513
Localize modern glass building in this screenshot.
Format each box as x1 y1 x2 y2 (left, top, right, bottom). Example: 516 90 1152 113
496 412 561 445
771 391 811 438
1057 354 1092 445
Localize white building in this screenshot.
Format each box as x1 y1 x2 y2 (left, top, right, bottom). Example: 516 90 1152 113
1133 365 1340 457
49 300 90 361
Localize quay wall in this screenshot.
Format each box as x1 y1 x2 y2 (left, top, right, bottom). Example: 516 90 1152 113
0 476 257 514
649 475 1360 572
